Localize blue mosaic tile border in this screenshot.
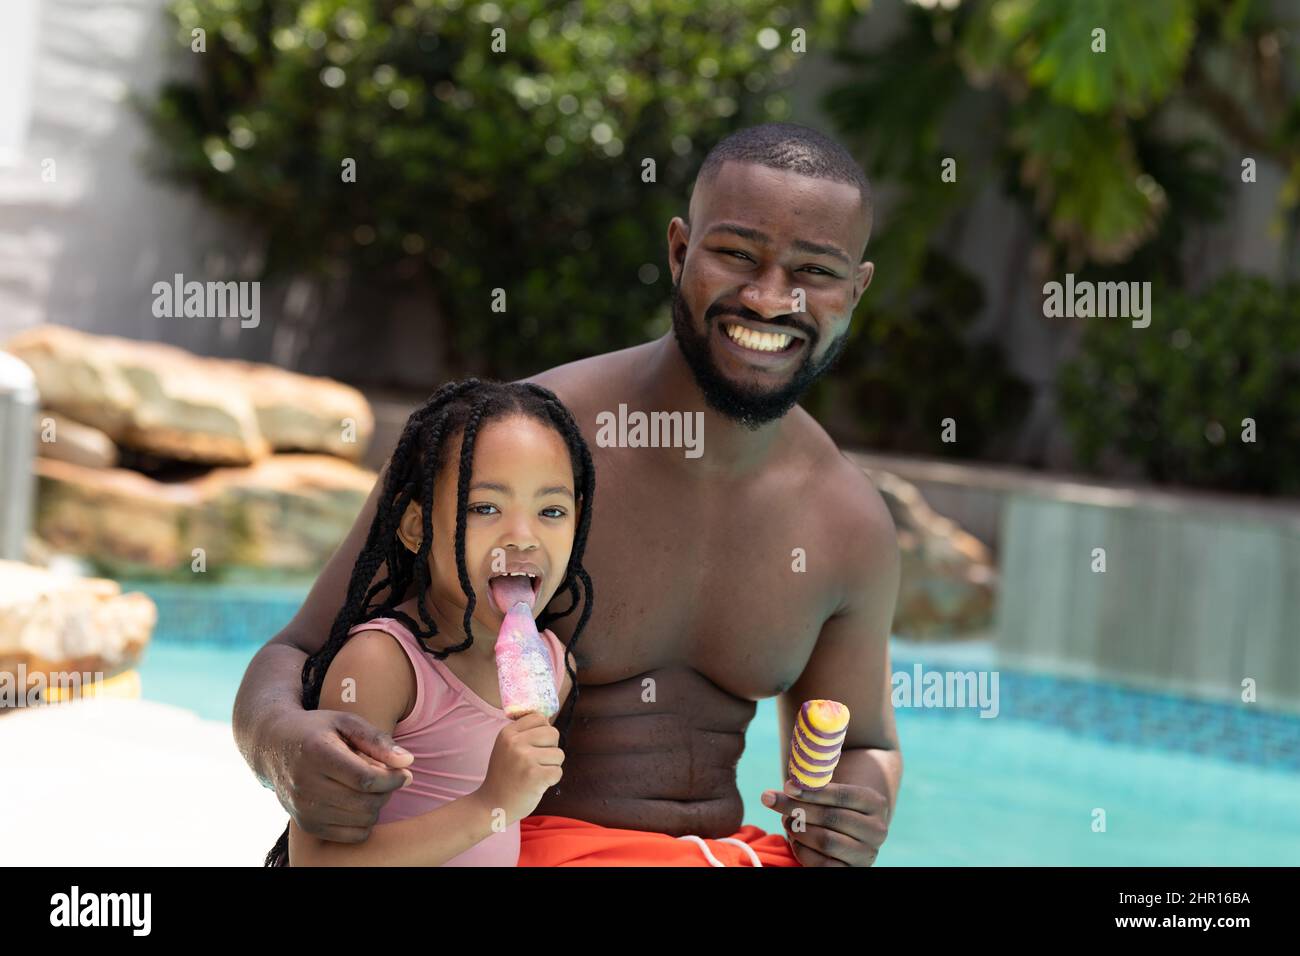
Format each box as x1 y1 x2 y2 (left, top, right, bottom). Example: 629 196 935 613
121 582 1300 774
891 655 1300 775
118 580 311 646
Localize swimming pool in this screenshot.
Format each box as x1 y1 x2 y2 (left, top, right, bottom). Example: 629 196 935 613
128 582 1300 866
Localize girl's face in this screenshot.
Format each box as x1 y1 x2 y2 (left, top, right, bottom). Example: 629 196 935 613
399 413 578 641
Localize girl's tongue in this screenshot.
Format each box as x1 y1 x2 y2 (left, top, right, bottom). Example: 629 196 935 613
488 575 536 615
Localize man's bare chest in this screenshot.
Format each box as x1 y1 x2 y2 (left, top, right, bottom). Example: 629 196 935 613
558 468 836 700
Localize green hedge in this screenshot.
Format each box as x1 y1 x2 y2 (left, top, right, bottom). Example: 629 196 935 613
146 0 856 379
1058 273 1300 494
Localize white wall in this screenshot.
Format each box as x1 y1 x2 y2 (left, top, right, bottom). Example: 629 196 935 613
0 0 452 390
0 0 252 352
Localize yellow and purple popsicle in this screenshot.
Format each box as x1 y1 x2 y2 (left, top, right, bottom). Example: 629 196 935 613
787 699 850 790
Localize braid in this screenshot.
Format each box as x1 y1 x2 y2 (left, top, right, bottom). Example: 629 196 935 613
265 378 597 865
361 379 484 613
452 405 488 651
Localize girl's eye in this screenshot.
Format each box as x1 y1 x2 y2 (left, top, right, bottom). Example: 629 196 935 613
541 507 567 519
470 504 499 516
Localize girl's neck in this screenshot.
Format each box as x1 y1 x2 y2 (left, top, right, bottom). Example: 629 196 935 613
392 592 498 658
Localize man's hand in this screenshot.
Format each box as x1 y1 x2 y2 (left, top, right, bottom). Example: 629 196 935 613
761 778 890 866
261 709 414 843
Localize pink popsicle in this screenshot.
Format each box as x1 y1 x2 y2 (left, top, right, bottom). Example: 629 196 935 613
494 601 559 720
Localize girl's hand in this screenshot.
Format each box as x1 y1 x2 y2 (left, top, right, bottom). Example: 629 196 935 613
474 712 564 826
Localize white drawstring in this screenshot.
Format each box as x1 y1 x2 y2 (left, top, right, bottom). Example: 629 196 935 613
676 835 726 866
717 836 763 867
676 834 763 867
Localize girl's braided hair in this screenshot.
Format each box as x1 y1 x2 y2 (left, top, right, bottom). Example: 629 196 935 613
265 379 595 866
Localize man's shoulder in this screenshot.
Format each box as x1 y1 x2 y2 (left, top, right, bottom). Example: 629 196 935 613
788 409 896 560
522 343 651 412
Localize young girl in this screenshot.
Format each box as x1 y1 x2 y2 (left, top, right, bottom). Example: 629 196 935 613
264 379 595 866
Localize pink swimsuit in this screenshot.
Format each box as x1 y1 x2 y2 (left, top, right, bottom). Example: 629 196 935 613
350 616 568 866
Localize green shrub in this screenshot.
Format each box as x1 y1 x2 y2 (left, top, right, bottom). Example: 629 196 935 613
814 0 1300 474
145 0 857 379
1058 273 1300 494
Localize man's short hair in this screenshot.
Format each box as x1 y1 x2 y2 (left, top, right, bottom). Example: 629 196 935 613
689 122 873 250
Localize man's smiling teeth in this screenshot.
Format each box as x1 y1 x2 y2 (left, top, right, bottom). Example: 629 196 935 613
724 323 793 352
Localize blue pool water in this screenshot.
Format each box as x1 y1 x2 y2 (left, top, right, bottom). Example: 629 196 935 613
128 582 1300 866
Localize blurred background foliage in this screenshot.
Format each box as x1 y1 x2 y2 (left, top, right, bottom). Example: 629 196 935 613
147 0 859 377
1060 273 1300 495
815 0 1300 488
147 0 1300 494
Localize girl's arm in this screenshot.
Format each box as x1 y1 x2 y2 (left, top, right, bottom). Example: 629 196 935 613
287 630 499 867
290 792 498 867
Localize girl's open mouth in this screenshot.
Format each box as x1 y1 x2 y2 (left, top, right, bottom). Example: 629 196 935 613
487 571 541 614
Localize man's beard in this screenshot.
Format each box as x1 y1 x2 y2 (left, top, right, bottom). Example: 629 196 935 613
670 279 850 430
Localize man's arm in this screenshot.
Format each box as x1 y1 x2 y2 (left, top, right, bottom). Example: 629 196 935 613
231 457 413 842
765 469 903 866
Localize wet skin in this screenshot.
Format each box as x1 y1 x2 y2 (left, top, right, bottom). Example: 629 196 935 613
234 160 903 864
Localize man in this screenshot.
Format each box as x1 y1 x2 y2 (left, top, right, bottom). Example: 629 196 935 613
233 122 902 866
